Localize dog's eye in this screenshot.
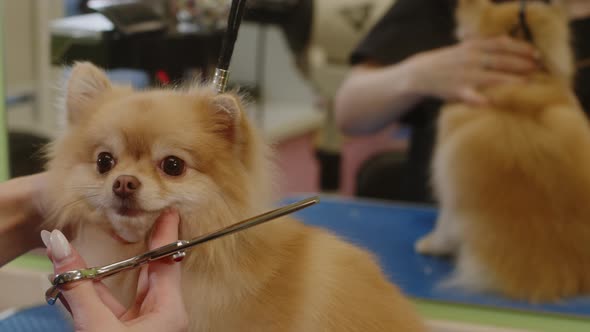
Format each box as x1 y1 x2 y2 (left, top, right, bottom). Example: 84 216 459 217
161 156 185 176
97 152 116 174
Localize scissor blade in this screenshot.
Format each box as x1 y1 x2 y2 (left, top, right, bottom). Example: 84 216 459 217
148 196 320 261
47 196 320 299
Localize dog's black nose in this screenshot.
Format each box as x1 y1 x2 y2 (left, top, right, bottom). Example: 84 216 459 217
113 175 141 198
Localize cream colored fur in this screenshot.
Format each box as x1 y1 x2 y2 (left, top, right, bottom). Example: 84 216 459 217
44 62 425 331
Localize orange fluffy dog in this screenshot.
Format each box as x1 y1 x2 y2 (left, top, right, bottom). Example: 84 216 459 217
43 62 425 331
416 0 590 302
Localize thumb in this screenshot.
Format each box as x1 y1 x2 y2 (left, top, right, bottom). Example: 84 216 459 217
43 230 118 325
122 210 184 322
146 210 183 299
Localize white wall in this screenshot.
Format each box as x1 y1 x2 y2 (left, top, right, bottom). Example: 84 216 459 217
4 0 36 93
3 0 63 138
231 22 315 105
228 22 321 138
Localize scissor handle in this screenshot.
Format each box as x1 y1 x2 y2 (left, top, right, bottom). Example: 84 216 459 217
45 268 99 305
45 240 190 305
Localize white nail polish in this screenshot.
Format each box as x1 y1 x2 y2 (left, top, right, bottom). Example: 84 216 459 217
49 230 71 261
40 230 51 248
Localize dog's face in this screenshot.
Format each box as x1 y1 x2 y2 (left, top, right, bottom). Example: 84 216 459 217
46 63 255 243
456 0 573 81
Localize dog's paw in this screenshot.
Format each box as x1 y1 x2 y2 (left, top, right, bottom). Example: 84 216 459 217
415 232 455 256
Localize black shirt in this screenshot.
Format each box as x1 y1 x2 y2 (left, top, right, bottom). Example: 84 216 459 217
351 0 590 203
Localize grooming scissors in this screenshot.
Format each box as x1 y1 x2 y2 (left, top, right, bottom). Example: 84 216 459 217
45 196 319 305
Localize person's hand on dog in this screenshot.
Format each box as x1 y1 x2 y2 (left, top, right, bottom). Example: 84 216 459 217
335 35 540 135
43 210 188 332
410 36 540 105
0 173 53 266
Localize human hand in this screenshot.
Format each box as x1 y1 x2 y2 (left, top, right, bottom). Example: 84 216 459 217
409 36 540 105
0 173 52 266
41 210 188 332
28 172 51 229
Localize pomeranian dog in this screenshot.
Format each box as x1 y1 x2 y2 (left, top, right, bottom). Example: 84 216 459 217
415 0 590 302
43 62 425 331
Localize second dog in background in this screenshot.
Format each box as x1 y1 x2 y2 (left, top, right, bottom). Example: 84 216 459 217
417 0 590 302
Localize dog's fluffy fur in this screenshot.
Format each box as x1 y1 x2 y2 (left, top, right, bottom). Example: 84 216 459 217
44 63 425 331
416 0 590 302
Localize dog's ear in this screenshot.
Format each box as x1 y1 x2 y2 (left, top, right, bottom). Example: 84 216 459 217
66 62 112 126
208 93 244 142
528 0 573 82
456 0 490 40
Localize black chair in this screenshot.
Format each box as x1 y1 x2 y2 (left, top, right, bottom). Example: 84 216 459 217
355 151 408 201
8 131 50 178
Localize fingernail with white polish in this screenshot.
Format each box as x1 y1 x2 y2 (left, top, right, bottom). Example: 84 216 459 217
49 230 71 261
40 230 51 248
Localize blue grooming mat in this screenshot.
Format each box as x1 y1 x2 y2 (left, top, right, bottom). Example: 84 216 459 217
0 305 73 332
287 195 590 319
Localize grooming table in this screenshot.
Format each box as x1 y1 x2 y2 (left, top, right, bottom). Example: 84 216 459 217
3 196 590 331
287 195 590 332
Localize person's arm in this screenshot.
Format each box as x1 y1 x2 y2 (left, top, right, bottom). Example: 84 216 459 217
335 36 540 136
334 58 424 136
0 174 46 266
